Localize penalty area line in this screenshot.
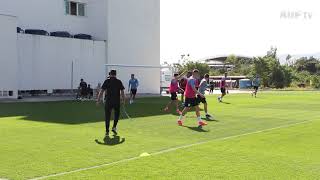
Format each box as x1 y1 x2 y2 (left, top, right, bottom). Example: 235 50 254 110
28 119 315 180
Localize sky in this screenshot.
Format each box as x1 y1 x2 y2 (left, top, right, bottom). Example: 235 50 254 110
160 0 320 63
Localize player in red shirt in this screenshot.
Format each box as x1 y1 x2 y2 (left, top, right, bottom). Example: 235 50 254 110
218 72 228 102
179 71 192 103
177 69 208 127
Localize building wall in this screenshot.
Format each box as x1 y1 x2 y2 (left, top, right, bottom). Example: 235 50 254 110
0 0 161 95
17 34 106 91
0 14 18 98
0 0 107 40
107 0 160 94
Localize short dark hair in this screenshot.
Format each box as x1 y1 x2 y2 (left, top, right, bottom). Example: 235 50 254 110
174 73 179 77
187 71 192 78
193 69 199 73
131 74 134 76
204 74 209 78
81 79 83 81
110 70 117 76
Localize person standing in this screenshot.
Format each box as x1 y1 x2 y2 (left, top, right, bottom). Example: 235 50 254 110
252 75 261 98
87 84 93 99
209 81 214 94
95 83 102 100
97 70 126 137
177 69 208 127
79 79 87 100
218 72 228 103
128 74 139 104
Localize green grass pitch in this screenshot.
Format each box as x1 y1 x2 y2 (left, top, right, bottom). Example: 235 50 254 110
0 91 320 180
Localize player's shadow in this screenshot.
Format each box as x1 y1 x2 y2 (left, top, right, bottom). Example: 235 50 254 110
201 118 219 122
0 97 177 124
183 125 209 133
95 135 125 146
221 102 231 104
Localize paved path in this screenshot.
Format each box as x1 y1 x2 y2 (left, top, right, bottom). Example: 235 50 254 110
0 90 253 103
0 94 162 103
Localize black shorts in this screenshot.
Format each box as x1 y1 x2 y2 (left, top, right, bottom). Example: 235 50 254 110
184 98 199 107
221 88 226 94
253 86 259 91
197 95 207 104
131 89 137 95
171 92 178 100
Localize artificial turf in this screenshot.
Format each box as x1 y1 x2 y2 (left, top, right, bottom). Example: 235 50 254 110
0 91 319 180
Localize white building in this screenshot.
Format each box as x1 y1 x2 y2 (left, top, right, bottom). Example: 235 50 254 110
0 0 160 99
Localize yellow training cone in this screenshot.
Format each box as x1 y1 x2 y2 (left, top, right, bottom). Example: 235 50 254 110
140 152 151 157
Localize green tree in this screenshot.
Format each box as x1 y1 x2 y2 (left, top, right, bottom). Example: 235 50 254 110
252 57 270 87
293 57 320 74
177 61 210 76
310 75 320 88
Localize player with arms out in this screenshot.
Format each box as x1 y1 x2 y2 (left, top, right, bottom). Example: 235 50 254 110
252 75 260 98
198 74 214 120
177 69 208 127
218 72 228 103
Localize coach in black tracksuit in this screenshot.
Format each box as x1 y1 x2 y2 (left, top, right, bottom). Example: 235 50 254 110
97 70 125 136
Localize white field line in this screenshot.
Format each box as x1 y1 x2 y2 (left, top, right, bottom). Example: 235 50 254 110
29 119 315 180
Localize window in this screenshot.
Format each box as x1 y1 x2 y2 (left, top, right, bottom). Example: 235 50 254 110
78 3 85 16
65 0 86 17
70 2 77 15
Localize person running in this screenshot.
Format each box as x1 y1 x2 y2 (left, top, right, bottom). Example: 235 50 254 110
218 72 228 102
252 75 260 98
198 74 214 120
128 74 139 104
179 71 192 103
177 69 208 127
164 73 182 114
97 70 126 137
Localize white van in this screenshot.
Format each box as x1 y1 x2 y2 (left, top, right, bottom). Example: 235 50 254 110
161 68 173 94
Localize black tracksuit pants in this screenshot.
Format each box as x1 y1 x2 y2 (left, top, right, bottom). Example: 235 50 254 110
104 102 120 133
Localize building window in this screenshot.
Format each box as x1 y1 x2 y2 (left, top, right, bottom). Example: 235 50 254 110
65 0 86 17
78 3 85 16
70 2 77 15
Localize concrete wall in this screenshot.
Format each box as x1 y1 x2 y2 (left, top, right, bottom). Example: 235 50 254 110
17 34 106 91
0 0 107 40
0 14 18 98
107 0 160 94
